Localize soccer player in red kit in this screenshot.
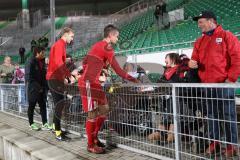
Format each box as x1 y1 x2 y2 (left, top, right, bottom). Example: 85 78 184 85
47 27 75 141
78 25 138 154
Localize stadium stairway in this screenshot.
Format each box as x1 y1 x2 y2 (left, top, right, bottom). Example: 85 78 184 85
0 16 69 64
0 112 156 160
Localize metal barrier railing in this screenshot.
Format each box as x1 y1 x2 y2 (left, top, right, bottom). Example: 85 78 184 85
0 83 240 160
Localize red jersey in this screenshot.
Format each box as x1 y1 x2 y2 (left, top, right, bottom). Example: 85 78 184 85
78 40 137 112
80 41 136 83
46 39 71 81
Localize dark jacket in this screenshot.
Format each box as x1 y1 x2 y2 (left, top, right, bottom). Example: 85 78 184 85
158 66 200 83
154 3 167 18
25 56 47 102
19 47 25 56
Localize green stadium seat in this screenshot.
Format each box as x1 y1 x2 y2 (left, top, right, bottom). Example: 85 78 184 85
148 73 161 83
75 0 240 59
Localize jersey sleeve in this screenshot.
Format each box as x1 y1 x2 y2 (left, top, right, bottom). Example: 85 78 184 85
108 55 137 83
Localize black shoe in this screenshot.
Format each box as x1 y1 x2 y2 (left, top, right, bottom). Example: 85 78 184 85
95 140 106 148
61 130 70 136
56 134 71 141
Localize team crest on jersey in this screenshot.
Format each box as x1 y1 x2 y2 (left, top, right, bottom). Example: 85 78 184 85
216 38 223 44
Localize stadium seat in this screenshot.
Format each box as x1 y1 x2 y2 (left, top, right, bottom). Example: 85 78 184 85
73 0 240 58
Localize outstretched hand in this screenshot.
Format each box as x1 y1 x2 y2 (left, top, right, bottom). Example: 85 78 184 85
188 60 198 69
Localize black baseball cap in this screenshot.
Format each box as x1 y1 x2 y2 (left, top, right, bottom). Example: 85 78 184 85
193 11 217 21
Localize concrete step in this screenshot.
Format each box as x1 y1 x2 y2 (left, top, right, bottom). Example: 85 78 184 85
0 112 156 160
0 123 79 160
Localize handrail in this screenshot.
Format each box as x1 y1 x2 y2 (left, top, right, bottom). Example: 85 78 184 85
108 0 157 27
109 0 146 17
0 37 13 47
109 0 171 17
115 40 195 54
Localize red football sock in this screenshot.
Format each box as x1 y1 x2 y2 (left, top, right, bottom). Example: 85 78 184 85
86 119 96 146
94 116 106 139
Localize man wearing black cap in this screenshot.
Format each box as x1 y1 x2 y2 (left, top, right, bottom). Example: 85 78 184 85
189 11 240 157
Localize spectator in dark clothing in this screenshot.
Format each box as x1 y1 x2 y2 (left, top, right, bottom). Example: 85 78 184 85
25 46 52 131
179 54 200 83
158 53 182 83
38 36 49 48
154 0 167 28
154 5 162 20
159 0 167 13
157 53 199 83
31 39 37 52
149 53 199 142
149 53 181 142
154 0 166 18
19 47 25 64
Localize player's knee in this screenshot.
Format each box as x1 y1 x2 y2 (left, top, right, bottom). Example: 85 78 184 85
99 105 110 116
87 109 98 120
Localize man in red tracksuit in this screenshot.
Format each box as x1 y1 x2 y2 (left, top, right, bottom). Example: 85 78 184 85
189 11 240 157
78 25 138 154
47 27 75 141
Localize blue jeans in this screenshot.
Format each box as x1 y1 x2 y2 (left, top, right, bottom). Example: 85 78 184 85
20 85 28 106
206 88 238 144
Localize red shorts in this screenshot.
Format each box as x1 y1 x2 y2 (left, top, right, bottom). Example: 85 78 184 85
78 80 107 112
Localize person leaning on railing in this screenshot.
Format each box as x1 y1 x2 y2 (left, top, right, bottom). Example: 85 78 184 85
189 10 240 158
148 53 182 143
78 25 139 154
148 53 200 143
